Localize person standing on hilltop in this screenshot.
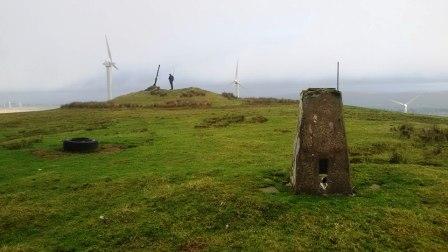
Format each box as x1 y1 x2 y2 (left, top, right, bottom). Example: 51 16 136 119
168 74 175 90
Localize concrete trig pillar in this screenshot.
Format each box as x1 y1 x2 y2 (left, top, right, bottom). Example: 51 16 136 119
291 88 352 195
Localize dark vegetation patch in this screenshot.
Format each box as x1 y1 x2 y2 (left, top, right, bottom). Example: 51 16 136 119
247 115 268 123
61 100 211 109
84 121 110 131
350 157 364 164
61 101 120 108
349 141 410 164
3 121 113 144
349 141 397 157
0 136 42 150
195 115 268 128
417 125 448 144
180 89 206 97
242 97 297 105
148 89 168 96
221 92 237 99
178 239 208 251
391 123 448 144
160 100 211 108
17 129 47 137
263 169 289 185
391 123 414 139
389 151 407 164
195 115 245 128
381 123 448 165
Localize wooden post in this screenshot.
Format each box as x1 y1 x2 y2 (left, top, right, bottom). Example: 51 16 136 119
153 64 161 86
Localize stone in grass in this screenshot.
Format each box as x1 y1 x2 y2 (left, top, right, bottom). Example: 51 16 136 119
259 186 279 193
369 184 381 191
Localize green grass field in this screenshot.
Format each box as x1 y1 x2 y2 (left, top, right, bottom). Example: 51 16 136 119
1 89 447 251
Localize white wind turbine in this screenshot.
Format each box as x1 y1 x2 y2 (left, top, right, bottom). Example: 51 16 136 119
232 60 241 98
103 35 118 100
391 95 419 113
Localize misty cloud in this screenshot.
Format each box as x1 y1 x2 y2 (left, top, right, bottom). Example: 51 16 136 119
1 0 447 98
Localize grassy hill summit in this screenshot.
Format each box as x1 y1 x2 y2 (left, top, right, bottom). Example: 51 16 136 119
1 89 448 250
111 87 242 108
63 87 295 109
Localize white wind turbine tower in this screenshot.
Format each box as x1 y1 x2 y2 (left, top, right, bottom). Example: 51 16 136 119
232 60 241 98
391 95 420 113
103 35 118 100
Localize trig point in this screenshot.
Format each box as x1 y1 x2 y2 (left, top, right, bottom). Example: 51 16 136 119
291 88 352 195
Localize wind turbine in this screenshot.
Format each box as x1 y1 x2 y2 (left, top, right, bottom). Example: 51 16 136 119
232 60 241 98
103 35 118 100
391 95 419 113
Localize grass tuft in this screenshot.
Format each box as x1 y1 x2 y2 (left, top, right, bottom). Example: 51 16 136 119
389 150 407 164
417 124 448 144
0 136 42 150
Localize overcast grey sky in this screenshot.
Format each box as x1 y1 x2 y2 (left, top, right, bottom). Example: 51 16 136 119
1 0 447 97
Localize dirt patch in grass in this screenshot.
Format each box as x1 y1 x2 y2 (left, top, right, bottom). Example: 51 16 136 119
179 239 208 251
99 144 126 154
32 149 67 159
32 144 126 159
195 115 268 128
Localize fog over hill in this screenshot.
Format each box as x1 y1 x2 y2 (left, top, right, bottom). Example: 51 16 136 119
1 76 447 115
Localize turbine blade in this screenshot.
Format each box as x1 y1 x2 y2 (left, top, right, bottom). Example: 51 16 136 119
406 95 420 105
235 60 239 80
105 35 113 61
112 63 118 70
391 100 404 106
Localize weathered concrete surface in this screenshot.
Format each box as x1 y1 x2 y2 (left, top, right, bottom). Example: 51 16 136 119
291 88 352 195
